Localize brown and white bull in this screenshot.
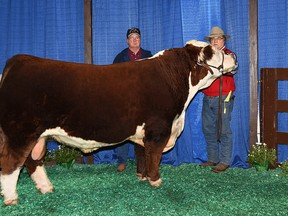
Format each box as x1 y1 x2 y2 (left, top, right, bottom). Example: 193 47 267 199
0 40 235 205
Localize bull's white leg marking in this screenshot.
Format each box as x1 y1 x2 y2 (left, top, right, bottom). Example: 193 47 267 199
136 173 148 181
148 178 162 187
1 167 21 205
31 137 46 160
30 166 53 194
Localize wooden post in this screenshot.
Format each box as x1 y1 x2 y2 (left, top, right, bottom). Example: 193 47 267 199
260 69 277 149
249 0 258 147
84 0 93 64
83 0 94 164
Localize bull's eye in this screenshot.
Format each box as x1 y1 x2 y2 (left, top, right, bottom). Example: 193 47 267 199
198 60 204 65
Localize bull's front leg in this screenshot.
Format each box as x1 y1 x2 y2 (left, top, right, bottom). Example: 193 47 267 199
144 141 166 187
143 122 170 187
134 144 147 181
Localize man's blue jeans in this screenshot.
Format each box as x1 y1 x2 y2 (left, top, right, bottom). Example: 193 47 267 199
116 142 129 165
202 94 235 165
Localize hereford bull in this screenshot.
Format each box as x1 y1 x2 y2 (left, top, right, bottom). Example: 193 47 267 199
0 40 236 205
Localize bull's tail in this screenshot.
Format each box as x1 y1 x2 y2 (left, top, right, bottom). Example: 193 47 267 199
1 54 37 87
0 55 22 121
0 57 18 161
0 56 17 87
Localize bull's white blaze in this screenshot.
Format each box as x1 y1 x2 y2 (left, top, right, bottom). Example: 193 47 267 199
1 167 21 203
30 166 53 194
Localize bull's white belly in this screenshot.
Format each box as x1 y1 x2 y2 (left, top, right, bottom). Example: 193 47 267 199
39 119 182 153
40 123 146 153
39 115 185 154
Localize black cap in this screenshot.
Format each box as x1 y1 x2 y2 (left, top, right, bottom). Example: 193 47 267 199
126 27 141 38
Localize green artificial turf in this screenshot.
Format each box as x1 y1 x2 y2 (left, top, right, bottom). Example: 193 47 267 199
1 161 288 215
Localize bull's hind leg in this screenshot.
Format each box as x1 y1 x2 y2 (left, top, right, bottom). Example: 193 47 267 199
25 156 54 195
0 127 22 205
0 135 52 205
25 138 53 195
0 131 24 205
1 167 21 205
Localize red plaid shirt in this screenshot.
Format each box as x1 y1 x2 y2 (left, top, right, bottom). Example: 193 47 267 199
128 49 142 61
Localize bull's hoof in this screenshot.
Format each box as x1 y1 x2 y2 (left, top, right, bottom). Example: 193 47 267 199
148 178 162 187
4 199 18 205
38 186 54 194
136 173 147 181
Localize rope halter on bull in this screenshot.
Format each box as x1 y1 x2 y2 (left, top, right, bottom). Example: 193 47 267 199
197 52 224 75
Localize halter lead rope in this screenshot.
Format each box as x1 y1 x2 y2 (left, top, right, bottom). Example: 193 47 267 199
203 52 225 143
217 75 223 143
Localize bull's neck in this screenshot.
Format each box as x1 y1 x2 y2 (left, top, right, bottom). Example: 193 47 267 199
157 50 192 106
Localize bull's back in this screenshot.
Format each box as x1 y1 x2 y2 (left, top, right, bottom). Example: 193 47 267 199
0 54 177 143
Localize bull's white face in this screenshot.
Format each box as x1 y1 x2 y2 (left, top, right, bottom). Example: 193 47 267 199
186 40 236 77
205 46 235 75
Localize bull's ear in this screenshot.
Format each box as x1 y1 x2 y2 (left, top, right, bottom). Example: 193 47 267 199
202 45 213 61
196 47 206 64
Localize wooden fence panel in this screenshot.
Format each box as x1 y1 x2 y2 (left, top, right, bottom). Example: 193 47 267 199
260 68 288 159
